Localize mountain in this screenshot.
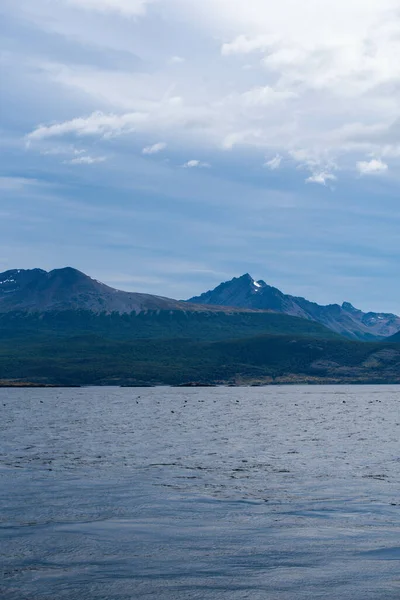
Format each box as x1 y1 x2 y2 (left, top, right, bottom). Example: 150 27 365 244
0 267 341 342
0 267 192 314
2 267 399 342
188 273 400 341
2 267 400 387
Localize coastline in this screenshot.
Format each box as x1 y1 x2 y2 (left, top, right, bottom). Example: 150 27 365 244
3 377 400 388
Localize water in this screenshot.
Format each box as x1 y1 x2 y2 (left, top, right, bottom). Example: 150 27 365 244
1 385 400 599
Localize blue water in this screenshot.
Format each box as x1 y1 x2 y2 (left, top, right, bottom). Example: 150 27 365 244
1 385 400 599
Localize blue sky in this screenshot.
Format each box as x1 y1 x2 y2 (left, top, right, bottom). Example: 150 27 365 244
2 0 400 311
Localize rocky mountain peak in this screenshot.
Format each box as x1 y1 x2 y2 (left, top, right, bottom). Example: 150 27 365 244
342 302 359 313
236 273 266 289
238 273 253 282
189 274 400 340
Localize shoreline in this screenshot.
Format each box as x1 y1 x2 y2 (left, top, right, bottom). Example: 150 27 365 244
3 379 400 388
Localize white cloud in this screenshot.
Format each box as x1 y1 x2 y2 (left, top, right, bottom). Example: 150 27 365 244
306 172 337 186
356 158 388 175
16 0 400 183
183 0 396 46
64 0 152 16
0 177 43 191
27 111 147 141
221 34 277 56
240 86 297 107
65 155 107 165
40 146 87 156
291 149 338 185
169 56 185 64
264 155 282 170
142 142 167 155
183 160 211 169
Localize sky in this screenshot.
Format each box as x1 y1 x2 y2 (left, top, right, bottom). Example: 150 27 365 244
2 0 400 312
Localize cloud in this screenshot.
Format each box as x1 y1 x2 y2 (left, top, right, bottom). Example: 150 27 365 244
142 142 167 155
289 149 338 185
40 146 87 156
306 172 337 186
264 155 282 170
0 177 43 191
169 56 185 64
188 1 395 47
65 155 107 164
240 86 297 107
183 160 211 169
14 0 400 184
221 34 277 56
356 158 388 175
64 0 152 16
27 111 147 141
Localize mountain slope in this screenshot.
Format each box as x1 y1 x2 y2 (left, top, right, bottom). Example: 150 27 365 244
2 330 400 386
188 274 400 341
386 330 400 343
0 308 339 342
0 267 192 314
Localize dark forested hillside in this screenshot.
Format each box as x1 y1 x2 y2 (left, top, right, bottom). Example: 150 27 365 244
1 326 400 386
0 309 339 342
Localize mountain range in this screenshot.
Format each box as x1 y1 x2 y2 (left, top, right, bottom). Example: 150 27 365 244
1 267 399 341
0 267 339 342
2 266 400 386
188 273 400 341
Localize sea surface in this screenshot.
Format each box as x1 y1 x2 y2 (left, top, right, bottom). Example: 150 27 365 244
1 385 400 599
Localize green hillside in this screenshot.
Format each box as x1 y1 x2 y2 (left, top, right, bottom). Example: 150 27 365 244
1 329 400 386
0 309 339 342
